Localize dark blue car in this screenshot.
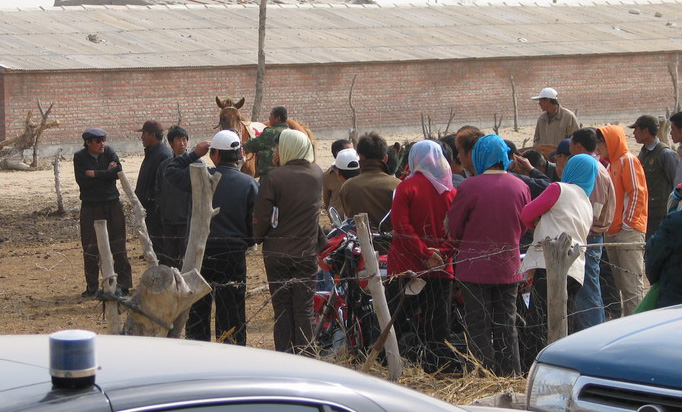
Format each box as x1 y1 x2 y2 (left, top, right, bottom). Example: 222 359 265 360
526 305 682 412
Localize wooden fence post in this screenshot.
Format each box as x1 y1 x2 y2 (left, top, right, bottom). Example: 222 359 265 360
167 163 221 338
118 170 158 268
540 232 579 344
94 220 120 334
354 213 403 381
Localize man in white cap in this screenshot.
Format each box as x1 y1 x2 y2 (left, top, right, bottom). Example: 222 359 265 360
333 148 361 211
164 130 258 345
531 87 579 146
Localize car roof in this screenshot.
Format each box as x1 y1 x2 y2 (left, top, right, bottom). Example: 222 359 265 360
0 334 463 412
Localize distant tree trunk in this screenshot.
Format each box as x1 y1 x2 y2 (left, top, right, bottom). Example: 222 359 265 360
31 100 56 168
251 0 267 121
53 148 65 214
670 54 680 114
349 74 358 146
510 75 519 132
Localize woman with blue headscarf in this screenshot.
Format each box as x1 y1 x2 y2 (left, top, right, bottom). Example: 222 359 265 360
386 139 456 373
520 153 598 285
519 153 598 358
447 134 531 376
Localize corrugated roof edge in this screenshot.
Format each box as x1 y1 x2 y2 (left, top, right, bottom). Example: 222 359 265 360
4 48 676 73
25 0 682 12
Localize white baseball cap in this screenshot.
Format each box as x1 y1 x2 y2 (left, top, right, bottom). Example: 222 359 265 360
531 87 558 100
211 130 241 150
334 148 360 171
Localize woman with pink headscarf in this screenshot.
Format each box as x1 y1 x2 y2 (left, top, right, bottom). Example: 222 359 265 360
386 139 456 373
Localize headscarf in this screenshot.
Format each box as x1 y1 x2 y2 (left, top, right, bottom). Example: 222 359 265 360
561 153 599 197
407 140 453 194
472 134 511 175
278 129 314 166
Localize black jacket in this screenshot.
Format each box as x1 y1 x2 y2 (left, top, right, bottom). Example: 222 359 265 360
135 142 172 210
165 151 258 251
155 155 191 225
73 146 122 205
646 210 682 308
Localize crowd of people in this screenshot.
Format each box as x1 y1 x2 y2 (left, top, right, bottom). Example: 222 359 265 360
72 89 682 375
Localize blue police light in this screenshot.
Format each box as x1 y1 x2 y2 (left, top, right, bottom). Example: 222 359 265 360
49 330 97 389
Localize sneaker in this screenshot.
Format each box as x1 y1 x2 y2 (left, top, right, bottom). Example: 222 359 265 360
80 289 96 298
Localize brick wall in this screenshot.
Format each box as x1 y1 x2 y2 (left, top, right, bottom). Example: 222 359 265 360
1 51 678 154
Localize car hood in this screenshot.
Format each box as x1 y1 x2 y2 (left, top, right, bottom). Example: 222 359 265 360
536 305 682 389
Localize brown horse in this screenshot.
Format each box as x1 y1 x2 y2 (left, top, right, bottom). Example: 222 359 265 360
216 95 316 178
216 96 265 177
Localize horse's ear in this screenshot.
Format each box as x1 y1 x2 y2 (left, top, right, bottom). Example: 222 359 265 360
216 96 225 109
235 97 245 109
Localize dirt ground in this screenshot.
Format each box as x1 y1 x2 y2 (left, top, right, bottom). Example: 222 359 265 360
0 124 642 403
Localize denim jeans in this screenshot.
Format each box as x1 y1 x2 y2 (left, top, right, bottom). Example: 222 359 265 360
572 234 605 332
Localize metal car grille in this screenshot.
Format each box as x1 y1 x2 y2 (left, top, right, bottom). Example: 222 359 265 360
574 377 682 412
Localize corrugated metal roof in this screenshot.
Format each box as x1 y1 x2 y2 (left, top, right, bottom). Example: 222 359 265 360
0 1 681 71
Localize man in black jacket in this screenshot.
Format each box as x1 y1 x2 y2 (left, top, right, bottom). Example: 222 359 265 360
165 130 258 345
135 120 171 259
155 125 191 269
73 128 132 298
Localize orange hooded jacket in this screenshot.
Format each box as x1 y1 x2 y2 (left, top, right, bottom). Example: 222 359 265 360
597 125 648 234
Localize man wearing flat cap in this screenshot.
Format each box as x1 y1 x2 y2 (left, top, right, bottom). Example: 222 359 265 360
73 128 133 298
135 120 172 259
630 114 679 239
531 87 579 146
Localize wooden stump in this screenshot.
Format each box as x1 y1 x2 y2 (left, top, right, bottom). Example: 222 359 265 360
540 232 579 344
122 266 210 337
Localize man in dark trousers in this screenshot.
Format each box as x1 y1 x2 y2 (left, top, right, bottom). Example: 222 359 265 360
73 128 132 298
155 125 191 269
135 120 171 260
165 130 258 345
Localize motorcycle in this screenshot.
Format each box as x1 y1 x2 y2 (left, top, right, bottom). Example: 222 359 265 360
313 208 391 356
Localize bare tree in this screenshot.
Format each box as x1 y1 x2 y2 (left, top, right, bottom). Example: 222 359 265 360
493 112 503 135
0 100 59 169
348 74 358 146
510 75 519 132
251 0 268 121
175 102 183 126
669 54 680 114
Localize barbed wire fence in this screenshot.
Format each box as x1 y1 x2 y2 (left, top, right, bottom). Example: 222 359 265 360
0 218 648 377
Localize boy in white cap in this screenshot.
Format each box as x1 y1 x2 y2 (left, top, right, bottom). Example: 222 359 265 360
164 130 258 345
532 87 579 146
334 148 360 183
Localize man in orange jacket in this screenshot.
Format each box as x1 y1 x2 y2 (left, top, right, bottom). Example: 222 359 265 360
596 125 648 316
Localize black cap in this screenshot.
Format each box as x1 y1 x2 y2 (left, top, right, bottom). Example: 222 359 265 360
82 128 106 140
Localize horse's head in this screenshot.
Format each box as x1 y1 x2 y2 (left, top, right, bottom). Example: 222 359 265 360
215 95 245 131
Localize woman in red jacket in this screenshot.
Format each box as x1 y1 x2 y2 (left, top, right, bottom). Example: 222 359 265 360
387 139 456 373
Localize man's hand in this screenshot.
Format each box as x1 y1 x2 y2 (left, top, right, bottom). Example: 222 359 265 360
107 161 118 170
194 141 211 157
85 170 95 178
512 154 534 174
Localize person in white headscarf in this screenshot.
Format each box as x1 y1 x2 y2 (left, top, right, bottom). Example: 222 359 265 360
253 128 327 354
386 139 457 373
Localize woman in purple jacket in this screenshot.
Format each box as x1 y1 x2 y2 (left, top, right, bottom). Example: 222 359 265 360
447 134 531 376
